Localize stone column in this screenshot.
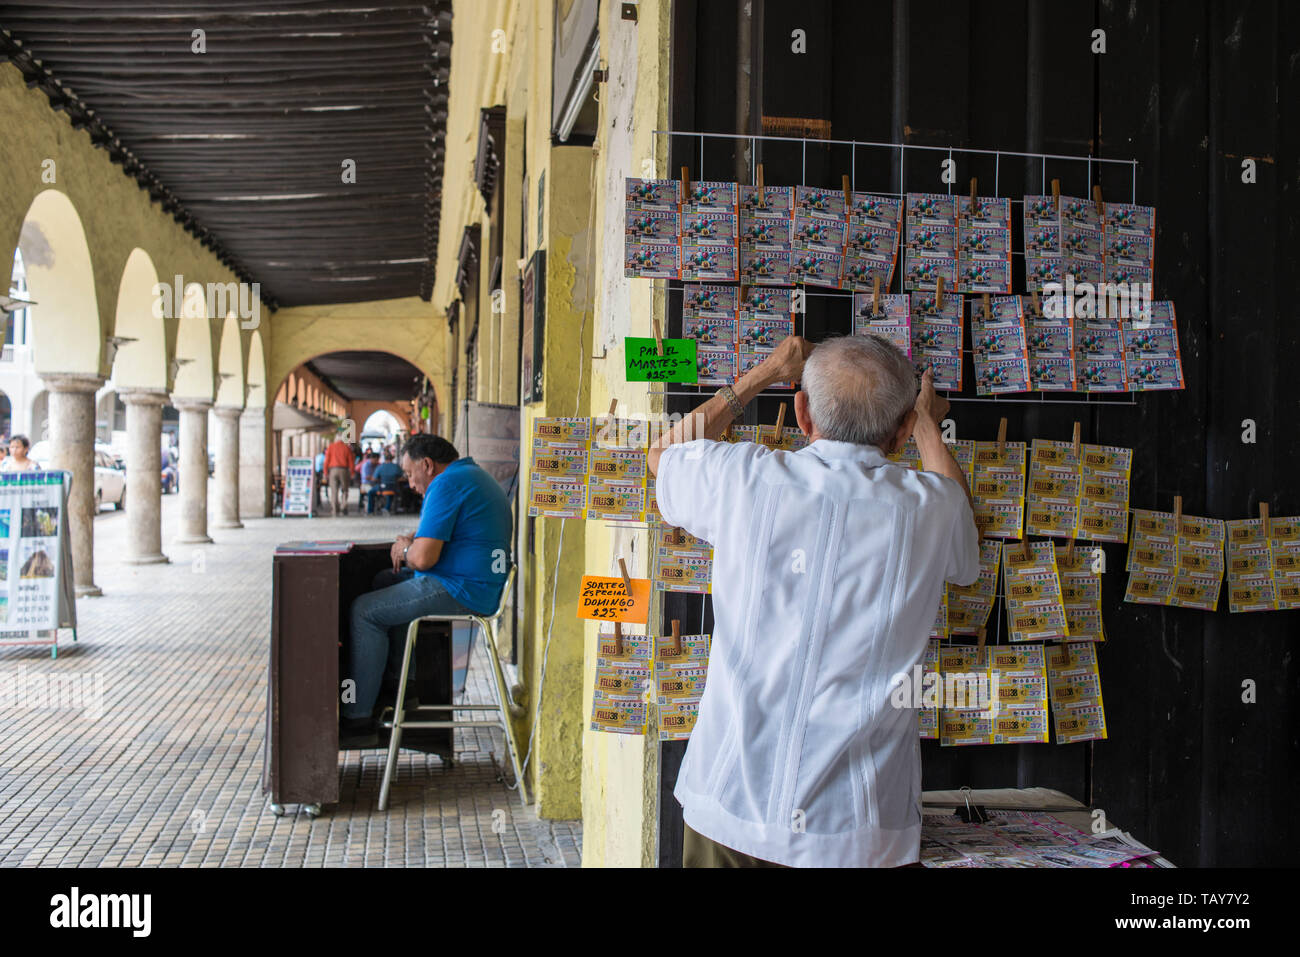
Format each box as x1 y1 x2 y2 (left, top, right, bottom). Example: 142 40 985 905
118 388 169 564
42 373 104 597
213 406 243 529
172 397 213 544
239 406 270 518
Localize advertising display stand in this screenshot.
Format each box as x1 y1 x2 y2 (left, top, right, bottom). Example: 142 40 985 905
282 456 315 517
0 470 78 658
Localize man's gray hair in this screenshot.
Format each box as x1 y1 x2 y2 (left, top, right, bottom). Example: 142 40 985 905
801 335 918 447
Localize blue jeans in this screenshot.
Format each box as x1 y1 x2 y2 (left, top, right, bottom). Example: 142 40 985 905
343 568 473 719
366 484 398 514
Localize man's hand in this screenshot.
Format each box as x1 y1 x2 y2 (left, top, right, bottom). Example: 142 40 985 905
913 368 950 431
391 533 414 571
753 335 815 386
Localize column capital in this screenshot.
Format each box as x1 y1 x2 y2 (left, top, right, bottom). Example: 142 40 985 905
213 404 245 420
41 372 105 395
171 396 214 412
117 387 170 407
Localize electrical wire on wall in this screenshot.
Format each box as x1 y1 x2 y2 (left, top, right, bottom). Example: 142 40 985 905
505 127 605 798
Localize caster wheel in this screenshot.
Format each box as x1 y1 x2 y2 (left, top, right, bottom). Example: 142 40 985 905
304 803 322 818
270 804 285 817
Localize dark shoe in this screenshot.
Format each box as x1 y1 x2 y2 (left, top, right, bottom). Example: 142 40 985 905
375 688 421 717
339 714 378 748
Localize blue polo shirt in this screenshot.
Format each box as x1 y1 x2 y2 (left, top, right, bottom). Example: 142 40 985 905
414 457 512 614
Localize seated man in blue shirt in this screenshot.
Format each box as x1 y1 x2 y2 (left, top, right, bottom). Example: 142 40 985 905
366 450 404 514
341 434 513 745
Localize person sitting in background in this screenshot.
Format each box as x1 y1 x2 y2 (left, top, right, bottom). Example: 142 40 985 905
366 451 404 514
2 435 38 471
358 451 380 511
339 434 512 746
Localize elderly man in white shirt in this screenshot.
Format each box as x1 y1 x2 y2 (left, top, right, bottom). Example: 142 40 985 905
647 333 981 868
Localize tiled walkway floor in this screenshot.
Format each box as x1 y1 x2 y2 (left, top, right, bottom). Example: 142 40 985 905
0 484 580 867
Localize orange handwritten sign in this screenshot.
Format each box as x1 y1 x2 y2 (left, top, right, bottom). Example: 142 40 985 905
577 576 651 624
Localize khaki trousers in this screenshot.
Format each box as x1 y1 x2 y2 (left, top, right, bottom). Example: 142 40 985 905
681 822 925 868
328 467 350 515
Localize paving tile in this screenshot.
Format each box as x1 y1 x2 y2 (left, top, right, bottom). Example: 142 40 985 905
0 489 580 868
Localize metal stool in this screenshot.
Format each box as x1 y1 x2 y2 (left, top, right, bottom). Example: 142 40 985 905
378 564 527 810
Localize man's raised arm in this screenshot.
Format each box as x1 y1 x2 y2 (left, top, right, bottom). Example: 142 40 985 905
647 335 814 476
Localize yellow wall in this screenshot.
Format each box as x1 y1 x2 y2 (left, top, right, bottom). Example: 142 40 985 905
434 0 675 858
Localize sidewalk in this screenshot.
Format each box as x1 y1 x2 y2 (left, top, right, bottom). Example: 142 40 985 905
0 483 580 867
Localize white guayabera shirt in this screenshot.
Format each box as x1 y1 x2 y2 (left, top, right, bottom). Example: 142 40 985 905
657 437 981 867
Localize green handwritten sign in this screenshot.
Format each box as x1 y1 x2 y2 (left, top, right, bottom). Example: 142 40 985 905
625 337 697 382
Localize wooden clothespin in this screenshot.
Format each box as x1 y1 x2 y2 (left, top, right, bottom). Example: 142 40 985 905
618 557 634 597
1051 178 1061 212
680 165 691 204
1092 184 1104 217
1022 536 1032 562
613 620 624 657
1260 502 1270 540
969 177 978 213
652 315 664 356
976 625 987 655
608 398 618 425
1172 495 1183 538
671 618 682 657
1071 421 1082 460
1066 536 1075 565
740 284 750 307
1031 287 1042 318
982 292 992 322
775 402 786 441
756 163 765 190
872 276 882 316
842 173 852 210
669 526 681 546
935 275 945 311
996 417 1007 457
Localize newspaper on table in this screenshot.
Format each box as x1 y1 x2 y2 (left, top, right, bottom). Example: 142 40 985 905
922 806 1166 867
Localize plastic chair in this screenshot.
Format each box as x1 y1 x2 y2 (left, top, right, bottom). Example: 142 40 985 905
376 487 398 514
377 564 527 810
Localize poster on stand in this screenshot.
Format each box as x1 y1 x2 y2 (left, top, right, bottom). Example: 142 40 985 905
283 457 315 517
0 470 75 636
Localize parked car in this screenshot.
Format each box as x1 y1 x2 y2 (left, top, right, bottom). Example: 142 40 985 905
29 441 128 511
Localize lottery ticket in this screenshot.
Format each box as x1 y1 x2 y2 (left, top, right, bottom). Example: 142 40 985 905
596 632 652 663
1125 301 1184 391
789 248 842 288
658 698 701 741
682 282 737 318
1055 545 1105 641
971 295 1030 395
590 689 647 735
1047 641 1107 743
910 291 963 390
971 441 1027 540
652 526 713 594
852 292 912 357
945 539 1002 634
654 632 710 667
1125 508 1225 611
624 177 682 279
1002 540 1070 642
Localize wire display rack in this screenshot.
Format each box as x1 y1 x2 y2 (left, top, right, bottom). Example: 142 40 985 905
647 129 1148 408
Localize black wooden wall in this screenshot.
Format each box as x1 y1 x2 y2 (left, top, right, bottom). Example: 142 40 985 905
661 0 1299 867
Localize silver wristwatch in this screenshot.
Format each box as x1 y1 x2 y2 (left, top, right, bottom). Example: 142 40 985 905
402 543 412 565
